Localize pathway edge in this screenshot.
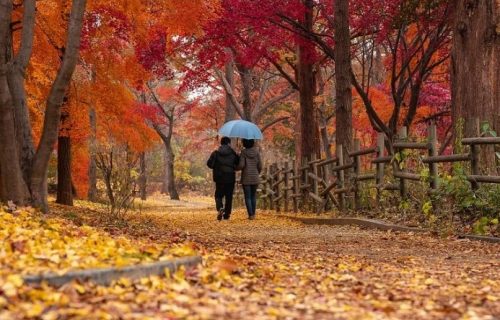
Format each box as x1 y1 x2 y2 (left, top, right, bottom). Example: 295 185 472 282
281 215 500 243
23 256 202 287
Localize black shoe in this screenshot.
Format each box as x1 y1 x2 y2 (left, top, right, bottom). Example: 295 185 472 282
223 215 230 220
217 208 224 221
248 215 255 220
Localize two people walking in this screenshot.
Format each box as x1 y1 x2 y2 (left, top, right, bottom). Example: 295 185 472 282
207 137 262 221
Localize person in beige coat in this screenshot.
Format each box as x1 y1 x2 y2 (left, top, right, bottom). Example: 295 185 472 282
237 139 262 219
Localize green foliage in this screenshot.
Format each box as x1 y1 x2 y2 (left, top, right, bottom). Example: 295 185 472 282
480 121 497 137
472 217 498 235
431 163 500 234
174 159 211 191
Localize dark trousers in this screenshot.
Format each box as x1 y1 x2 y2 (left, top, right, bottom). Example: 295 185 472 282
243 184 258 217
215 182 235 218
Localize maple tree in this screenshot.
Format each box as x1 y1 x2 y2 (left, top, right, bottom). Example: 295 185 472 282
182 0 325 161
0 0 87 211
137 83 195 200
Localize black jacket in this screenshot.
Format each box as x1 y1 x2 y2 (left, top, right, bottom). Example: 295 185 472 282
207 145 239 183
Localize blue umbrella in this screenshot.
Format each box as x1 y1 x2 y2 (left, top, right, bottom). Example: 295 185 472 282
218 120 263 140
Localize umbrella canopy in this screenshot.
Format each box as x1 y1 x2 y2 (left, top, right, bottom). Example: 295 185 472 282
218 120 263 140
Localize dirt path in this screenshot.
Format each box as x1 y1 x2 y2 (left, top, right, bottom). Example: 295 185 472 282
133 205 499 320
44 200 500 319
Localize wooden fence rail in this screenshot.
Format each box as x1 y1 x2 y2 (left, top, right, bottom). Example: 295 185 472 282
256 123 500 213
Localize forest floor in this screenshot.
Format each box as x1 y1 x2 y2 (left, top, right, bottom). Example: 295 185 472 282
1 196 499 319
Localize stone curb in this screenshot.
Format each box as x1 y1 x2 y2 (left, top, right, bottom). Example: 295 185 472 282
282 215 500 244
457 234 500 244
23 256 203 287
284 216 428 233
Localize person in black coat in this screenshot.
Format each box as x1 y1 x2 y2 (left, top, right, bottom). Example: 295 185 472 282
207 137 239 220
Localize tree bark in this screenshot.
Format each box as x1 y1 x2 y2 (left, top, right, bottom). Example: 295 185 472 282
6 0 36 185
319 114 333 160
30 0 87 212
334 0 353 155
56 106 73 206
87 108 98 201
139 152 147 200
0 77 30 204
235 63 254 121
297 0 320 163
155 124 180 200
164 143 179 200
451 0 499 173
56 135 73 205
224 58 237 122
0 0 29 204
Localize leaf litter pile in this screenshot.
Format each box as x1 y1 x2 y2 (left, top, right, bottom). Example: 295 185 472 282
0 199 499 319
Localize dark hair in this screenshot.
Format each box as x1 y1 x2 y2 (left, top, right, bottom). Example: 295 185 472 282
221 137 231 145
242 139 254 149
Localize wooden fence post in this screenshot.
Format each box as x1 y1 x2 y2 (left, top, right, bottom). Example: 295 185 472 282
302 156 310 212
284 160 290 212
311 154 319 213
267 166 274 210
428 123 438 190
397 127 408 199
337 145 345 210
275 163 281 212
292 159 299 213
261 171 268 210
470 143 480 190
353 139 361 210
376 133 385 203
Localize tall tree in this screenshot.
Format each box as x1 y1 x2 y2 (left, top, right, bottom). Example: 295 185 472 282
56 101 74 205
30 0 88 211
334 0 353 155
140 84 193 200
0 0 31 204
451 0 499 172
0 0 88 211
297 0 320 161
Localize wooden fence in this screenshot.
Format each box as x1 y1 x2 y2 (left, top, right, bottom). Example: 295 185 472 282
256 124 500 213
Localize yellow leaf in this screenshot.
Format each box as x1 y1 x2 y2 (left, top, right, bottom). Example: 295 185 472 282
7 274 23 287
25 303 45 318
74 283 86 294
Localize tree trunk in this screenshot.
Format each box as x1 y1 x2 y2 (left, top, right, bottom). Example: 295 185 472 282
5 0 36 185
30 0 87 212
139 152 147 200
452 0 499 174
0 77 30 204
224 59 237 122
87 108 98 201
224 59 239 145
334 0 353 155
56 108 73 206
236 64 254 121
160 150 168 194
297 0 320 163
0 1 29 204
56 135 73 205
320 116 333 160
163 140 179 200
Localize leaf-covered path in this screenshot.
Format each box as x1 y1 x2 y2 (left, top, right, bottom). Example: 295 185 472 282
4 199 499 319
118 200 500 319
